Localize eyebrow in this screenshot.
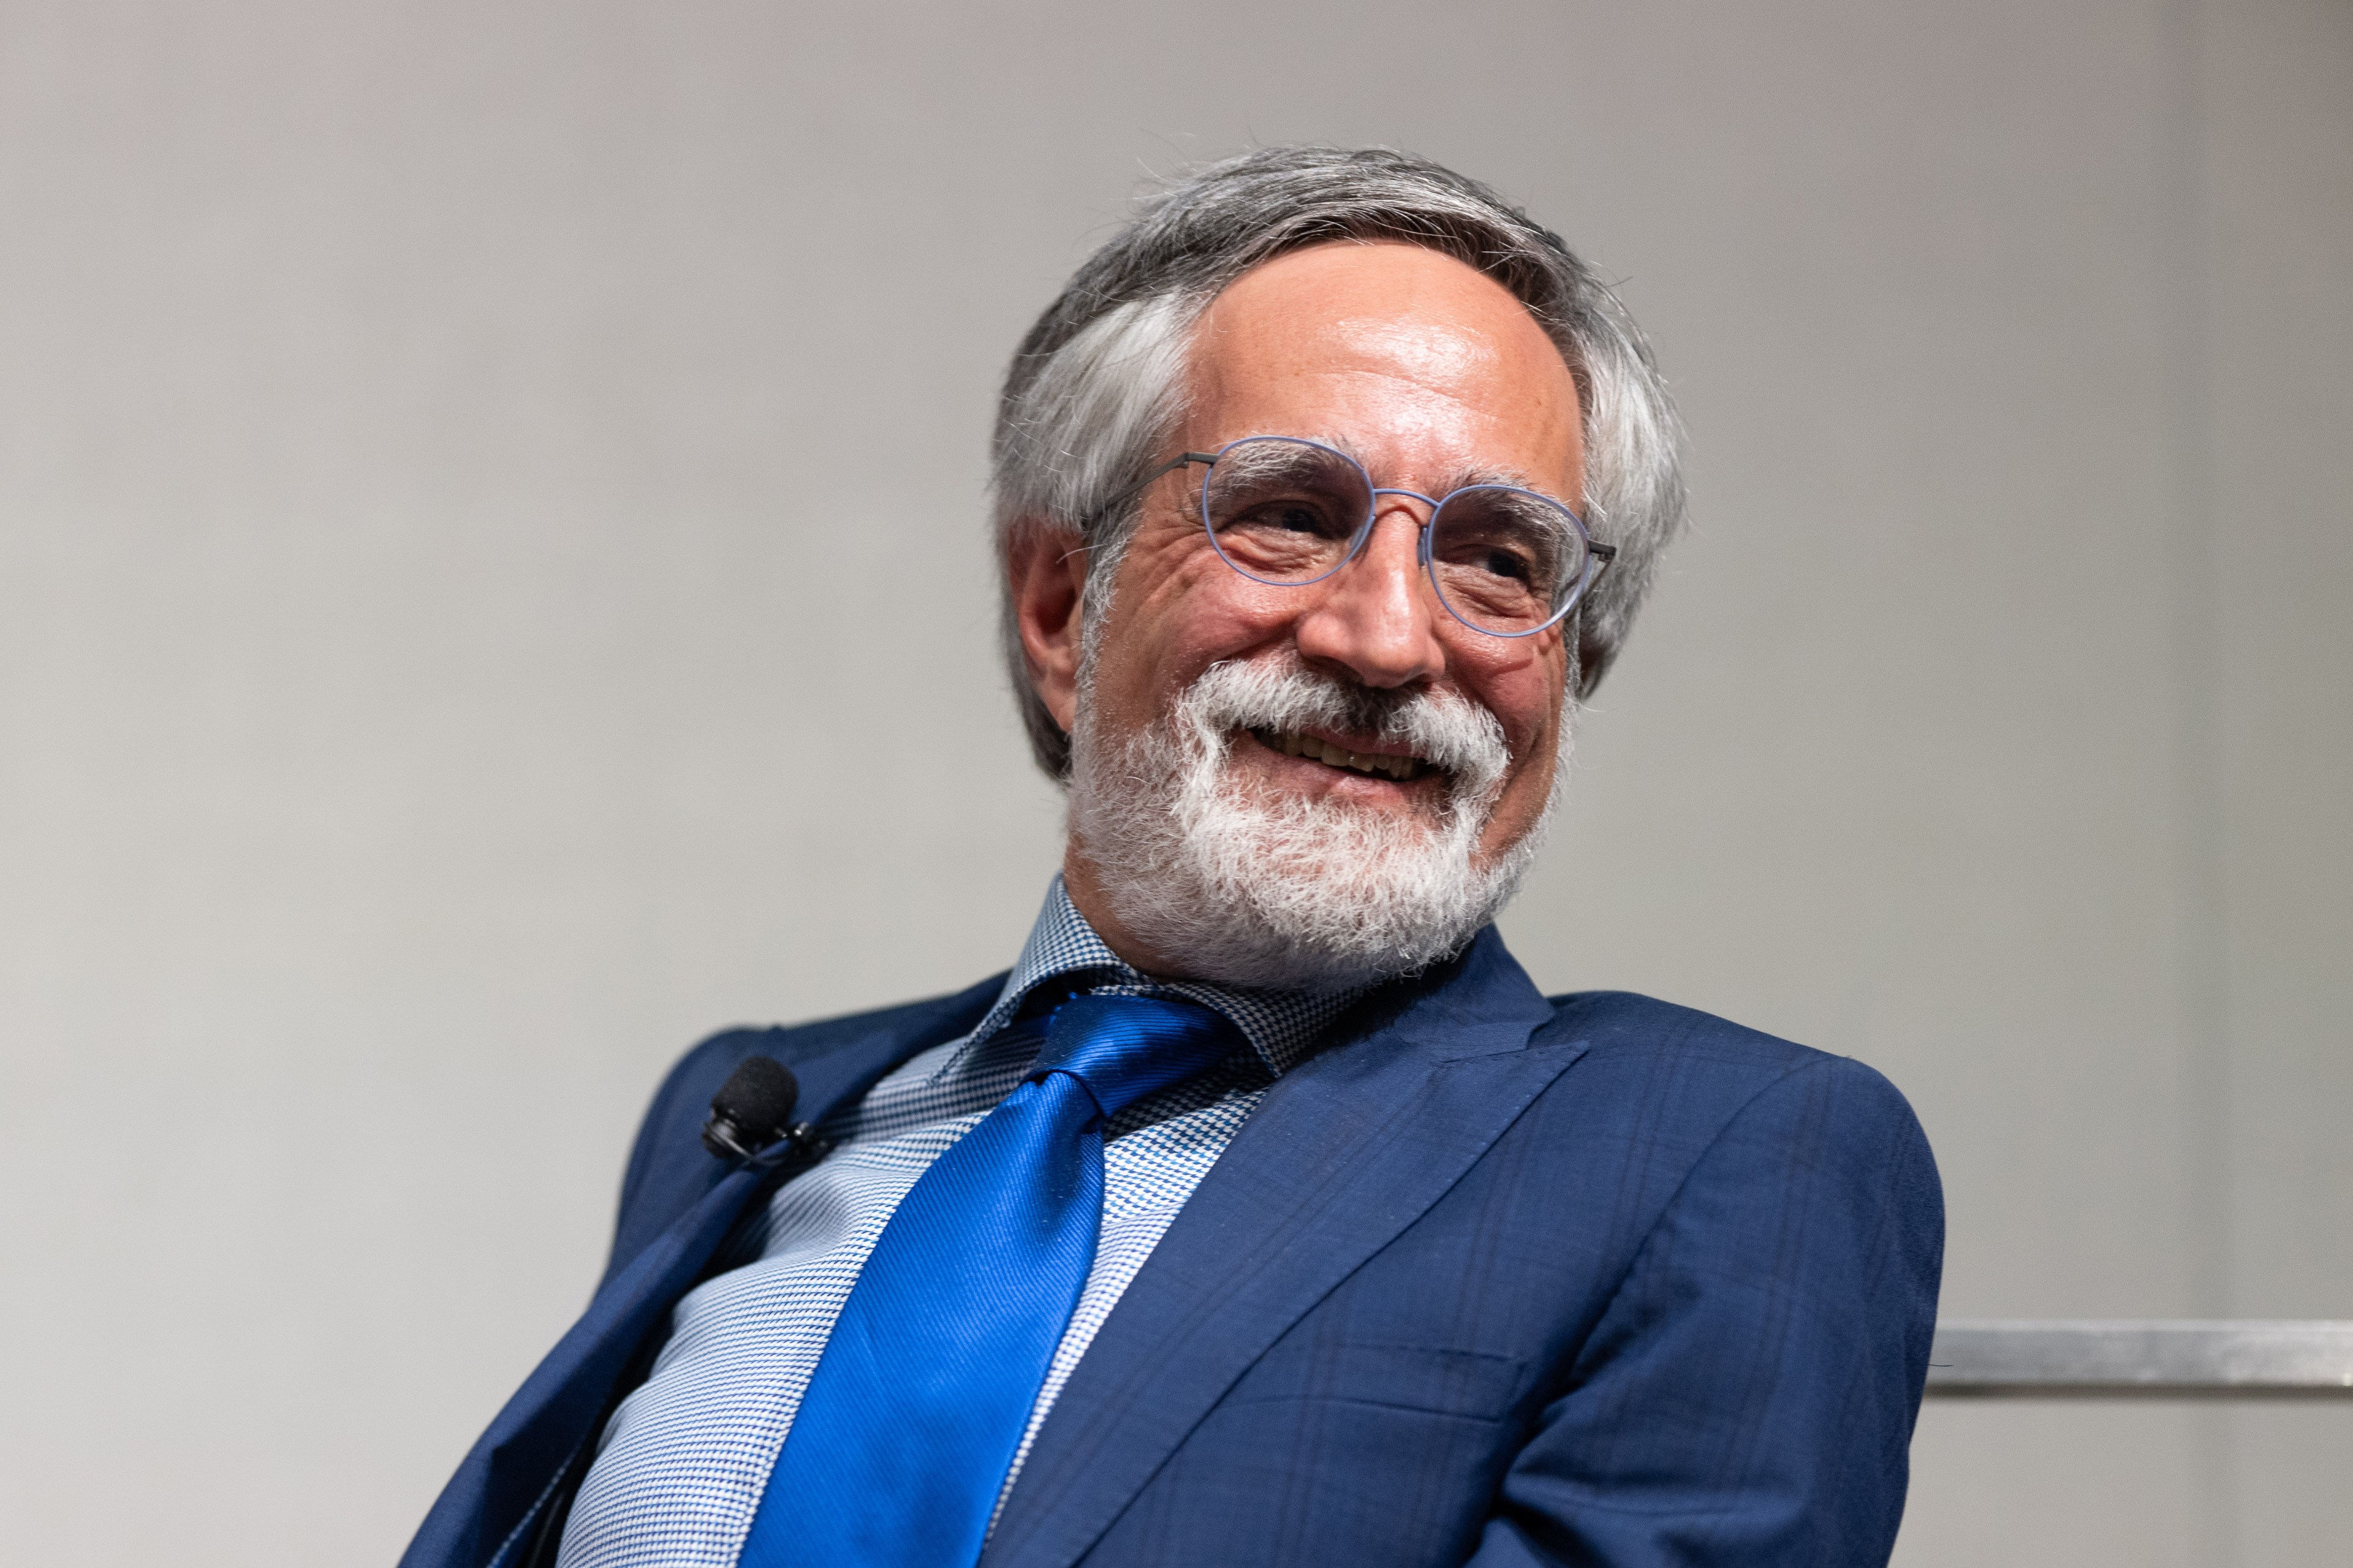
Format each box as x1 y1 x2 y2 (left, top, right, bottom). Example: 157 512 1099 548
1302 433 1567 508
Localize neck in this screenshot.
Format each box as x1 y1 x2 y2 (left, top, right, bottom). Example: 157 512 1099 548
1060 840 1188 981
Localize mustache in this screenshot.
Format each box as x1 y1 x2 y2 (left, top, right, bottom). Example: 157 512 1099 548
1180 659 1512 801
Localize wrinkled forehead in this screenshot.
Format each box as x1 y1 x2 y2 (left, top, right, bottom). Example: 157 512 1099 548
1183 243 1584 498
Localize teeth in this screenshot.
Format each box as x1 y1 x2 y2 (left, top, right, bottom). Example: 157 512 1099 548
1254 728 1425 781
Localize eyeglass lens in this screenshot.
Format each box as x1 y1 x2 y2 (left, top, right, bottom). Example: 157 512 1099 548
1199 437 1589 635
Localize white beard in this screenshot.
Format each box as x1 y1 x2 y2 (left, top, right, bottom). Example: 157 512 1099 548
1067 655 1564 991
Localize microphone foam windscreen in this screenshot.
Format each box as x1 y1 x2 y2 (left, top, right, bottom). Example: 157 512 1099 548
711 1055 800 1140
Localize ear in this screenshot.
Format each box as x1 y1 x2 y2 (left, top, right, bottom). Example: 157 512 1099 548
1006 523 1091 735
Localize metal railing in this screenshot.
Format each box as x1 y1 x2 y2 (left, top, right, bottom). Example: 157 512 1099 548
1925 1320 2353 1398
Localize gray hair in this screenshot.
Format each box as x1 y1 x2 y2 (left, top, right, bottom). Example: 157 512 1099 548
993 145 1686 781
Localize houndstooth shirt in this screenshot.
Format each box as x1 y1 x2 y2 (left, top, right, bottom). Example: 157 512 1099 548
554 879 1362 1568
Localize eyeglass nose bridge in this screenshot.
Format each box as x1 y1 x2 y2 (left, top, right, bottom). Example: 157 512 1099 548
1363 487 1446 568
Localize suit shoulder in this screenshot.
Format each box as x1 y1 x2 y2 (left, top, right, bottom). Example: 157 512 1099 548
1540 987 1824 1067
1534 988 1925 1140
1510 990 1939 1272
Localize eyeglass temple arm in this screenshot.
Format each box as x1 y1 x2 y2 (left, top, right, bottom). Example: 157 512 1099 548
1159 452 1223 480
1073 453 1222 533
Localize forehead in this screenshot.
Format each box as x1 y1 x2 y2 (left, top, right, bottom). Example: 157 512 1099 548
1184 241 1583 494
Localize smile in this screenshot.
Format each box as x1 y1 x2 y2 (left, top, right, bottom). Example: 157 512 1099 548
1247 727 1434 782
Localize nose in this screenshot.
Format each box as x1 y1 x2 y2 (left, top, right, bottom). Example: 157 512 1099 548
1290 499 1449 689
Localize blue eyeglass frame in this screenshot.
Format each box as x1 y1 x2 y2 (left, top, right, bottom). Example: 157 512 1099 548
1092 435 1615 640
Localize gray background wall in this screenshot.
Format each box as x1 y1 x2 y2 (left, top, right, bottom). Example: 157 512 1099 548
1 2 2346 1563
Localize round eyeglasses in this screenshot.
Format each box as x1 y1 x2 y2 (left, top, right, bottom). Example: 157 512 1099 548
1106 436 1612 638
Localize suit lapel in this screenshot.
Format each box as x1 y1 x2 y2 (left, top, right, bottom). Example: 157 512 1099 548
982 930 1586 1568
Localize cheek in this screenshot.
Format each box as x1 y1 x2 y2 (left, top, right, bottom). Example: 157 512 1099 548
1102 555 1303 699
1459 645 1567 764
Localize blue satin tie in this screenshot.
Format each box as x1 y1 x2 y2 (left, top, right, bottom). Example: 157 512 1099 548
738 993 1242 1568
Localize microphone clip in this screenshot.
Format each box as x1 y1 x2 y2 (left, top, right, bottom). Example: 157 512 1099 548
699 1055 831 1168
703 1116 829 1168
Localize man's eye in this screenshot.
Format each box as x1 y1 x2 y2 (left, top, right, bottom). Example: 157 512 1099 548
1479 548 1533 583
1227 499 1347 537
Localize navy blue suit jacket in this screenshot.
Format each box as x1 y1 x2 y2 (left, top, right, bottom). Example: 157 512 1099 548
402 926 1942 1568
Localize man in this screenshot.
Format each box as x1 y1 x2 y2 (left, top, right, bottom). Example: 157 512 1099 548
403 146 1942 1568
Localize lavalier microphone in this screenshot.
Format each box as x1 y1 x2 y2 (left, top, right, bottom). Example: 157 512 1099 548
701 1055 822 1162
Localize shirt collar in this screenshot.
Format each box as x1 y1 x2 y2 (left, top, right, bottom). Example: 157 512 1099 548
952 876 1366 1081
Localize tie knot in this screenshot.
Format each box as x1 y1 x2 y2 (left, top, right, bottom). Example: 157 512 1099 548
1031 994 1243 1119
